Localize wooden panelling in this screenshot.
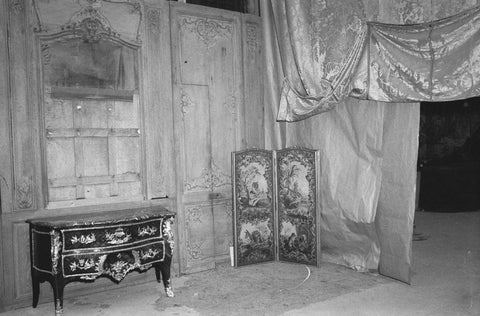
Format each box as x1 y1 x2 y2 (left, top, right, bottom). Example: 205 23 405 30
0 0 265 311
143 2 175 199
180 85 211 194
9 0 36 211
0 0 14 217
13 223 31 300
242 15 264 148
213 200 233 261
171 3 244 273
183 203 216 273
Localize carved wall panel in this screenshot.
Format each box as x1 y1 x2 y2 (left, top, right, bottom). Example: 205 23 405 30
9 0 37 211
183 204 215 273
13 223 31 299
33 0 142 42
242 15 264 148
171 3 244 274
213 200 233 261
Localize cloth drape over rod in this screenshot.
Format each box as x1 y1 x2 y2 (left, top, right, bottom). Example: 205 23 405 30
278 5 480 122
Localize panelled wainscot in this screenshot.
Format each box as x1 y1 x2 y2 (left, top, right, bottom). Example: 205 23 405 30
27 207 175 314
0 0 264 311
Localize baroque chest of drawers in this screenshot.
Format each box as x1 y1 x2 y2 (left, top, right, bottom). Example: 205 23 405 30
27 206 175 315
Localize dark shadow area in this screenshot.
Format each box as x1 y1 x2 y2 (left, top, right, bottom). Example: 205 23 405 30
418 97 480 212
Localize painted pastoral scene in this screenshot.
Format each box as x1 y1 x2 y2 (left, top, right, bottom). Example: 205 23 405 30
276 148 319 266
233 149 275 266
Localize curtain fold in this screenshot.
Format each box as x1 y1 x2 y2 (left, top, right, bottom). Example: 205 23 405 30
271 0 368 122
275 3 480 122
353 5 480 102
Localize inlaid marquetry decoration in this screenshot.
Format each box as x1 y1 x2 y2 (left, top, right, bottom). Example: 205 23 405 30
276 148 321 266
232 149 275 266
179 15 233 50
70 233 96 245
105 228 132 245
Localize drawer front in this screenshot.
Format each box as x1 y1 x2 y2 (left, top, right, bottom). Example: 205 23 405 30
61 218 163 251
62 240 166 280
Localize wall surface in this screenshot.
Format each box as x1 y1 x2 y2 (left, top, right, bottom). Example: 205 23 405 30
0 0 263 311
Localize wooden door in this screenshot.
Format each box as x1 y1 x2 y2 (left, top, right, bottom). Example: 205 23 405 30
171 3 243 273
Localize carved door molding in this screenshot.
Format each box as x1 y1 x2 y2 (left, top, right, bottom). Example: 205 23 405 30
171 3 243 274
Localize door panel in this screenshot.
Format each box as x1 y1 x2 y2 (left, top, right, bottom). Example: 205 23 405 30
172 3 242 273
184 203 216 273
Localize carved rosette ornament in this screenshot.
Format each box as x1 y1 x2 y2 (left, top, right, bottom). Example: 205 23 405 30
180 15 232 50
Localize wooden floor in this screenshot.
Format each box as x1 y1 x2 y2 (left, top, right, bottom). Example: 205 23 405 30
1 210 479 316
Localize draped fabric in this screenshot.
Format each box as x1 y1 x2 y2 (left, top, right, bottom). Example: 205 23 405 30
352 6 480 102
272 0 368 122
262 0 429 284
276 3 480 122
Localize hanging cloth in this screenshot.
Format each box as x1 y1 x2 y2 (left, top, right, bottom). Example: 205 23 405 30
352 5 480 103
277 4 480 122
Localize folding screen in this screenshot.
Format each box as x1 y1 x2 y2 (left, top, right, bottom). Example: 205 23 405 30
232 149 276 266
275 148 321 266
232 148 320 267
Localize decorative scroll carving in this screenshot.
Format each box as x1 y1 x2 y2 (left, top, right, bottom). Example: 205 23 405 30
180 15 232 50
184 160 231 192
32 0 142 42
105 228 132 245
147 8 161 33
187 241 202 260
223 93 237 115
41 43 51 65
16 180 33 209
180 89 196 116
70 233 96 245
10 0 24 15
61 7 119 43
246 23 258 54
138 225 158 237
51 231 62 275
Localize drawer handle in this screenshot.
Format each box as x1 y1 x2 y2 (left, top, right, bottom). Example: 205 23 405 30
105 228 131 245
70 233 96 245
